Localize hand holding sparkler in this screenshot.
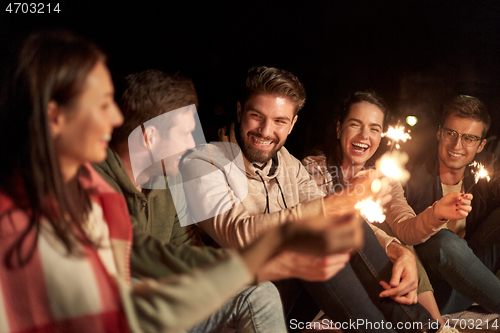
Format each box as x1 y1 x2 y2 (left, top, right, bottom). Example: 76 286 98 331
431 161 490 223
433 193 472 222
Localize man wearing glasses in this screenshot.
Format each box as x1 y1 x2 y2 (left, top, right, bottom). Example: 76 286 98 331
387 95 500 316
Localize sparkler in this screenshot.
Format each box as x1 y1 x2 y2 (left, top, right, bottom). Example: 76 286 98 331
466 161 490 193
382 125 411 150
356 122 413 223
376 150 411 184
354 198 386 223
356 148 411 223
371 178 382 194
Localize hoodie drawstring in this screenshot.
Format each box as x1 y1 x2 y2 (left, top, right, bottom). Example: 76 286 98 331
256 171 287 213
256 172 270 214
275 177 288 209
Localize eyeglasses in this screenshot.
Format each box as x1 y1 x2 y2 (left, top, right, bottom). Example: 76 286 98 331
440 127 482 147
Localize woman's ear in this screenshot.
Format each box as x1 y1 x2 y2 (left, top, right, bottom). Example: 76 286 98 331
336 121 341 139
47 101 63 138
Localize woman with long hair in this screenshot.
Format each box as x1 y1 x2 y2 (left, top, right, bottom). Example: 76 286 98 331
0 31 361 333
303 91 473 328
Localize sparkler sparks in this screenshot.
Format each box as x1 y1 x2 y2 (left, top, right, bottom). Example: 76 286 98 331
466 161 490 193
371 178 382 194
355 123 413 223
382 125 411 150
354 198 386 223
357 150 411 223
470 161 490 183
376 150 410 184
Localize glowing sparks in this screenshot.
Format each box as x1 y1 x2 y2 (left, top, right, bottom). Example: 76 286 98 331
354 123 414 223
376 150 410 184
382 126 411 150
355 198 386 223
470 161 490 184
475 167 490 183
465 161 490 193
371 178 382 194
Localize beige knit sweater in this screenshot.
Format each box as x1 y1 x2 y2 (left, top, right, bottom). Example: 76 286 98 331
180 124 325 249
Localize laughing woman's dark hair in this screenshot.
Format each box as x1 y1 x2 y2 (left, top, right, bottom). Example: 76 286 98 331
0 31 105 267
322 90 390 188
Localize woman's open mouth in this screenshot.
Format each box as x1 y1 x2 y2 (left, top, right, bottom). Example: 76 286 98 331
351 142 369 154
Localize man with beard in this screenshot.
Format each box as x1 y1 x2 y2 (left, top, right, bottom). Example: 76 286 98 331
386 95 500 315
180 66 438 332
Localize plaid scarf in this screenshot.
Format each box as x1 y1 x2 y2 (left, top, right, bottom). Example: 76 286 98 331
0 164 132 333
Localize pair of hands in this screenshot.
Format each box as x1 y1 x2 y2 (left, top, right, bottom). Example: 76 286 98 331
379 242 419 304
260 251 351 282
255 213 364 282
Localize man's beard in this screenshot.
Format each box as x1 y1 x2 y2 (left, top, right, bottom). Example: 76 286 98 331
236 123 284 164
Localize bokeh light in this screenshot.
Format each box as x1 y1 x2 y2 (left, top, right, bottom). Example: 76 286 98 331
406 116 418 127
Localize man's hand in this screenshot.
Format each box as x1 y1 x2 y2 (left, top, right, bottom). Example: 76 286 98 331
258 251 351 282
379 242 418 304
283 213 364 255
258 213 363 281
242 214 363 282
323 171 392 218
433 192 472 221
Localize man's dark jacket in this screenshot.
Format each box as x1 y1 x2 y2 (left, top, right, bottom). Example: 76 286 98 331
404 151 499 241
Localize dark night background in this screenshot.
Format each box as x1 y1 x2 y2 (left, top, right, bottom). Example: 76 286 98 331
1 0 500 164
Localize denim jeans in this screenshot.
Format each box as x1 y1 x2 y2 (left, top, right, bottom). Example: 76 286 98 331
188 281 287 333
279 222 434 333
414 207 500 315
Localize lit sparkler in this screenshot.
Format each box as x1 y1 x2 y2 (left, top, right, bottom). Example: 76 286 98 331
376 150 411 184
356 123 413 223
356 150 411 223
466 161 490 193
354 198 386 223
383 125 411 150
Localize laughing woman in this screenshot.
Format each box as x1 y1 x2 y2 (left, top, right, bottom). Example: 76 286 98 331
303 91 472 327
0 31 360 333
